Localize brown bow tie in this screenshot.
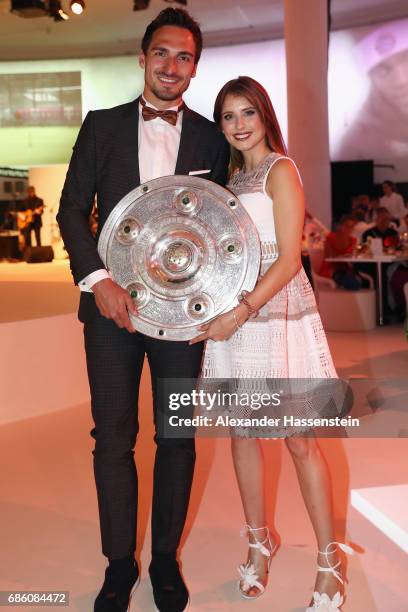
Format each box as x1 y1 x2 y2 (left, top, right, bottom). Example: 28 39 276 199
140 98 184 126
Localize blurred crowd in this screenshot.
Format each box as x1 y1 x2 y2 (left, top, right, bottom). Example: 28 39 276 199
307 180 408 322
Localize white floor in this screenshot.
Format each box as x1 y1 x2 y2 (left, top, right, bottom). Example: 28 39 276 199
0 261 407 611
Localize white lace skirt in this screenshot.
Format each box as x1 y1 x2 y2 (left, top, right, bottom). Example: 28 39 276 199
200 268 339 438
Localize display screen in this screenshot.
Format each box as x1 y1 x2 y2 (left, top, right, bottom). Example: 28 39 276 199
0 71 81 127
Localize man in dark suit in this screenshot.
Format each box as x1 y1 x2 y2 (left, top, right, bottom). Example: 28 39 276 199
57 8 229 612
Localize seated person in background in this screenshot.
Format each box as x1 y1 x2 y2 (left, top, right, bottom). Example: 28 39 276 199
362 208 406 320
352 209 373 242
367 195 380 223
362 207 400 248
303 208 330 249
399 211 408 235
319 215 366 290
380 180 407 224
356 194 371 221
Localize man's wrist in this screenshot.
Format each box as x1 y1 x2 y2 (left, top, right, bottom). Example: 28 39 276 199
92 277 113 293
79 269 111 292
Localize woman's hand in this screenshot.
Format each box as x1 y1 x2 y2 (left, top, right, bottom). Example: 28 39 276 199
189 305 248 345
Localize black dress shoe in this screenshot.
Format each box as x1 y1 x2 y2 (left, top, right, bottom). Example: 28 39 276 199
94 562 140 612
149 558 189 612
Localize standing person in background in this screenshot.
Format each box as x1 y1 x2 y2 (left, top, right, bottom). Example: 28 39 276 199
22 186 44 247
380 180 407 224
57 8 228 612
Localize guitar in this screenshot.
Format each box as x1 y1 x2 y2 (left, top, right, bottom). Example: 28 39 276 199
10 209 33 230
31 203 44 220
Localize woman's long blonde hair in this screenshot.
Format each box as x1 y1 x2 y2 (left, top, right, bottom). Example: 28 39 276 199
213 76 287 174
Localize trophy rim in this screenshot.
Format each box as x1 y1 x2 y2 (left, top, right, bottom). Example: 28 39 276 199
98 175 261 340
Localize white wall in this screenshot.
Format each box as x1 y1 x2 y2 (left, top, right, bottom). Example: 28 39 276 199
185 39 288 138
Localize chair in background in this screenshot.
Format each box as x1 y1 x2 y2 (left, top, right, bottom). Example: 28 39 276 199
308 248 377 332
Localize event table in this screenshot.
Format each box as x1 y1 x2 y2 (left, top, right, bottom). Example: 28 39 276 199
325 254 408 325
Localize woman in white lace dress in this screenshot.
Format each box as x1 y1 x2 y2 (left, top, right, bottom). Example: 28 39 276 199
190 77 353 611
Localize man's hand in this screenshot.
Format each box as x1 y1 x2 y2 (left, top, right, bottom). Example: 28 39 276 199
92 278 138 333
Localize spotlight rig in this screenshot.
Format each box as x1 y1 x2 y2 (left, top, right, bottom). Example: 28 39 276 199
10 0 86 20
133 0 187 10
133 0 150 9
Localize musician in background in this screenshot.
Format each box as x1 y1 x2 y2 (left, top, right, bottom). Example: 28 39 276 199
22 185 44 247
15 204 32 250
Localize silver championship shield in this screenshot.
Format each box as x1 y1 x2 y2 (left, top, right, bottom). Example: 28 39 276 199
98 175 261 340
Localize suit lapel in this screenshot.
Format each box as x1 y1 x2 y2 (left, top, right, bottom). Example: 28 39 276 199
117 100 198 186
118 97 141 189
175 106 199 176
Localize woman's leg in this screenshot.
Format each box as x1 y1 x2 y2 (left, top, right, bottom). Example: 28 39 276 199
285 435 343 599
231 437 274 597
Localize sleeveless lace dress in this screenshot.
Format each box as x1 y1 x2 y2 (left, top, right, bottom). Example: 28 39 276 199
201 152 341 438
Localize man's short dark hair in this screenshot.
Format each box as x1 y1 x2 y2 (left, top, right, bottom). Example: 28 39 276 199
376 207 390 216
141 8 203 64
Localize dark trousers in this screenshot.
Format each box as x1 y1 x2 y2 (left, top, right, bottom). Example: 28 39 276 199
32 224 41 246
21 227 31 248
22 225 41 248
84 315 204 560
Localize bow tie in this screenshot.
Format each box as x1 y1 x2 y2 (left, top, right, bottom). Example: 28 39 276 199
140 98 184 126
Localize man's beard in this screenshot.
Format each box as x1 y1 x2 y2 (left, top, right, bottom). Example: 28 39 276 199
151 76 189 102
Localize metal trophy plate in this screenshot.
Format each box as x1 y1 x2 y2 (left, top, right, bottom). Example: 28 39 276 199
98 175 261 340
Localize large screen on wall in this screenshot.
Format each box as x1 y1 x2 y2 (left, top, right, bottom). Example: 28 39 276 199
0 71 81 166
329 17 408 182
0 71 81 127
185 16 408 183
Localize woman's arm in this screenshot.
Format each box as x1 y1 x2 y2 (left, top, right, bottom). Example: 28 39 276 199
234 157 304 316
189 157 305 344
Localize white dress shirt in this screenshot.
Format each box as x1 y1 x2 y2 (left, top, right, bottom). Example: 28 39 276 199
79 98 183 292
380 192 407 219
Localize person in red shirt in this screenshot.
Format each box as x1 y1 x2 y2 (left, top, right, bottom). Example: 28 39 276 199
319 215 364 289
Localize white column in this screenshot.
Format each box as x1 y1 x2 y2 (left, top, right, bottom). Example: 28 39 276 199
284 0 332 228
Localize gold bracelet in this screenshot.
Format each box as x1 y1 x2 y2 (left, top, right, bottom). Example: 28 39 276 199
239 290 259 319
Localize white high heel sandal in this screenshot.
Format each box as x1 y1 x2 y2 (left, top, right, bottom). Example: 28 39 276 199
306 541 354 611
237 525 279 599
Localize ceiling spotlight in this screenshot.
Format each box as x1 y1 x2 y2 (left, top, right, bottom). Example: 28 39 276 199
58 8 69 20
70 0 85 15
133 0 150 10
49 0 69 21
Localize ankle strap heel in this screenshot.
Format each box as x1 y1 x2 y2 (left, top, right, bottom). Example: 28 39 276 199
237 525 279 599
306 541 355 611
